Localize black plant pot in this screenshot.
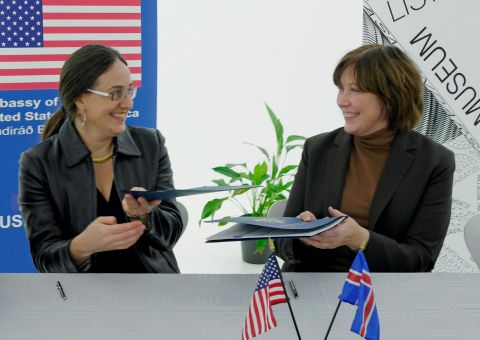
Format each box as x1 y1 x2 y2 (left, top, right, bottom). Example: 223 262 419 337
241 240 272 264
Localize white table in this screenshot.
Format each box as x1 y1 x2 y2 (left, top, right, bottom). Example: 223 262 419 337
1 273 479 339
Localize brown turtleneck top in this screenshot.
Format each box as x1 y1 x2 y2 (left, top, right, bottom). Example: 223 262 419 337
321 127 395 271
340 127 396 228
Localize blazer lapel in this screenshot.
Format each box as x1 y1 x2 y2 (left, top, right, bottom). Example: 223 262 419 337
368 131 416 229
58 119 91 168
325 131 352 212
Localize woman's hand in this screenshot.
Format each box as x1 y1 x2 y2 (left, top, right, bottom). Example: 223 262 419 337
122 187 161 218
69 216 146 265
300 207 369 250
296 210 317 221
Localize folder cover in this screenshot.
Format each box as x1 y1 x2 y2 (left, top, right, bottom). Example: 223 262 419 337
122 185 260 201
206 215 347 242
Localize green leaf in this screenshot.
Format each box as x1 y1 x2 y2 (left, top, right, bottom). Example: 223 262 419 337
225 163 247 169
286 144 304 153
278 164 297 176
212 179 228 186
253 161 268 185
286 135 306 144
254 239 268 254
244 142 270 162
265 103 284 157
263 183 275 196
218 216 231 227
213 166 241 179
227 177 243 184
238 172 250 180
271 156 278 179
200 197 227 220
232 188 251 196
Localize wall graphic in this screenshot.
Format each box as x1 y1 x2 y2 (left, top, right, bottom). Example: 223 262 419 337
0 0 157 272
363 0 479 272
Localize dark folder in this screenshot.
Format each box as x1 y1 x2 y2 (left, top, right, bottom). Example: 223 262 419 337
122 185 260 201
206 215 347 242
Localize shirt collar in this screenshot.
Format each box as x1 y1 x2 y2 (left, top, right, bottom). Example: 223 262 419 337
58 119 141 167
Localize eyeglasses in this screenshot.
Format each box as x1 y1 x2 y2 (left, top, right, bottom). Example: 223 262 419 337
86 87 137 101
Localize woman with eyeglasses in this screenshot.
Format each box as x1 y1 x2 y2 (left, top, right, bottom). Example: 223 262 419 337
19 44 185 273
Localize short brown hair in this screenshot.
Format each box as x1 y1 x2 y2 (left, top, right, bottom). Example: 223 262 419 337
333 44 423 131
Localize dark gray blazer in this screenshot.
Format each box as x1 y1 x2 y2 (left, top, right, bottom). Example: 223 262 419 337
19 120 185 273
275 127 455 272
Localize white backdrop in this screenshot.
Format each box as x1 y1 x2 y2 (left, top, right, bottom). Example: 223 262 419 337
156 0 362 273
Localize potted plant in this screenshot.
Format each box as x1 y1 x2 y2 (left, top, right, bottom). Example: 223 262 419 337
199 104 306 264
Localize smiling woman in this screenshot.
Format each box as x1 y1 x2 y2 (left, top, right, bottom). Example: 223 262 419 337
18 44 185 273
275 44 456 273
336 67 388 137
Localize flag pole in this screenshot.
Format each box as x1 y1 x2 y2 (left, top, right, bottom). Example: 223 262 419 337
323 299 341 340
269 239 302 340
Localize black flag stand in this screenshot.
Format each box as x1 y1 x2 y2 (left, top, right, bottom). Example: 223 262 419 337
269 239 302 340
323 300 342 340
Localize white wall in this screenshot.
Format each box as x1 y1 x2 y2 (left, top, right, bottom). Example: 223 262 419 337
156 1 362 273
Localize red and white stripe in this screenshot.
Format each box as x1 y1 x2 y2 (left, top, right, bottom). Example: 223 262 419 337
0 0 141 90
359 270 375 338
241 279 287 340
269 279 288 305
345 268 362 286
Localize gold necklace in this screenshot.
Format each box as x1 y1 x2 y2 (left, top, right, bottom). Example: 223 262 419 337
92 150 114 163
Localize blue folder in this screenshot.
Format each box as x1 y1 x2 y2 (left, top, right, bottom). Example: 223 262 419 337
122 185 260 200
205 215 347 242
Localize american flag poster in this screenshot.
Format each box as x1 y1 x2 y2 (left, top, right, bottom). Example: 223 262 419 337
0 0 157 272
0 0 142 90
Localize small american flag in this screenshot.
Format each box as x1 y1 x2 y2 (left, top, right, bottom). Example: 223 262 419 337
339 250 380 340
242 253 287 340
0 0 141 90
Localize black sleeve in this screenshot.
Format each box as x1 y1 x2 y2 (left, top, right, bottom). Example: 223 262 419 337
18 152 80 273
365 149 455 272
141 130 186 250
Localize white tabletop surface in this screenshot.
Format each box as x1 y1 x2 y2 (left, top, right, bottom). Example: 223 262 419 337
1 273 479 339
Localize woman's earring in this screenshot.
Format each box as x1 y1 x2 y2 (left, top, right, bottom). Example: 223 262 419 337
80 114 87 127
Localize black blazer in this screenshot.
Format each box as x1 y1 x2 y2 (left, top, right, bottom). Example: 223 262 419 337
275 127 455 272
19 120 185 273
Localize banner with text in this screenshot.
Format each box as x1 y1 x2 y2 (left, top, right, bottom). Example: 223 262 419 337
0 0 157 272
